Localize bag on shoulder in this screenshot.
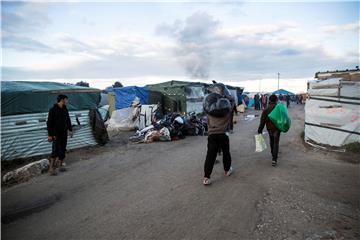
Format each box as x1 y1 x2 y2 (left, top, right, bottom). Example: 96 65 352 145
203 93 231 117
268 103 291 132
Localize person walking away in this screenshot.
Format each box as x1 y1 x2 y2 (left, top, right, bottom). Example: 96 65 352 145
286 94 290 108
47 94 73 175
279 94 283 102
244 95 249 108
203 84 233 185
257 94 280 166
254 93 260 110
262 94 268 109
229 96 237 134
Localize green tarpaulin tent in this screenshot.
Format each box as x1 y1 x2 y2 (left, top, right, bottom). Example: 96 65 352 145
1 81 101 116
147 80 207 114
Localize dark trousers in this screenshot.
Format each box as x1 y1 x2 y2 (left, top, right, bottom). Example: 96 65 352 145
51 133 68 160
269 131 280 161
204 134 231 178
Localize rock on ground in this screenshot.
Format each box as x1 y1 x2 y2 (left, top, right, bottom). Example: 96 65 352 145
3 159 49 184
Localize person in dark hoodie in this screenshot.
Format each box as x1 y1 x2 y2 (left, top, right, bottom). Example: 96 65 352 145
47 94 72 175
203 84 233 185
257 94 280 167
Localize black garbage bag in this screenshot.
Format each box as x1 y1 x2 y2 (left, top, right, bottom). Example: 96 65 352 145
203 93 231 117
207 83 231 96
89 109 109 145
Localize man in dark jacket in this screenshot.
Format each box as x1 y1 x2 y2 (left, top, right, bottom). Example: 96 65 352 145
47 94 72 175
254 93 260 110
203 84 233 185
257 94 280 166
204 111 233 185
286 94 291 108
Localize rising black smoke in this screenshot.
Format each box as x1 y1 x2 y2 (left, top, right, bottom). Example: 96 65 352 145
156 12 219 79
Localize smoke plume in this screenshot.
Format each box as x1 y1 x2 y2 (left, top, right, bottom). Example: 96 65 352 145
156 12 219 79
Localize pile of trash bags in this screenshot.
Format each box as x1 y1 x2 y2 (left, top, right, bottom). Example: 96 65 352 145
129 112 208 144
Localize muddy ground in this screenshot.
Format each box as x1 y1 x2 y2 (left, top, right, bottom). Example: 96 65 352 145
2 104 359 240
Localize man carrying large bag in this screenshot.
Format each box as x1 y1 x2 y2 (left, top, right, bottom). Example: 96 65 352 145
202 83 233 185
257 94 291 166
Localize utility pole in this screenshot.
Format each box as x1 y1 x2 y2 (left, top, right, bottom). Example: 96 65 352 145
259 79 261 93
277 72 280 91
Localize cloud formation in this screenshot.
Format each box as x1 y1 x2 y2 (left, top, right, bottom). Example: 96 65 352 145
322 21 360 34
1 3 358 88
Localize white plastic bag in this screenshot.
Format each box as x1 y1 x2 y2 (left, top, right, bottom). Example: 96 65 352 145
255 134 267 152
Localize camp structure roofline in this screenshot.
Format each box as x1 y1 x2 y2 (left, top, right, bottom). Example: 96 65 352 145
315 66 360 81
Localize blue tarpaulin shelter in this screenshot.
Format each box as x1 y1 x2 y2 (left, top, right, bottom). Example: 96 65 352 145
272 89 295 95
113 86 149 109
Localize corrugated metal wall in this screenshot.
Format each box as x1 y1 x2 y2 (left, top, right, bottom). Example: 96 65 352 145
1 110 97 161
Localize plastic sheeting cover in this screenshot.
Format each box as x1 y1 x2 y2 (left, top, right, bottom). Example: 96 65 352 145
114 86 149 110
304 98 360 146
1 81 101 116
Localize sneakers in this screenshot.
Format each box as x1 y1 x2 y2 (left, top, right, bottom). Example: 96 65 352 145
272 160 277 167
203 166 233 185
225 167 233 176
203 178 211 185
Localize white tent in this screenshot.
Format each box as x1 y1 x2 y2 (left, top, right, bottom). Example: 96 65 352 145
305 78 360 147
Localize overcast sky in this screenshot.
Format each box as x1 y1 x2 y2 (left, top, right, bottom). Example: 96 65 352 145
2 1 359 92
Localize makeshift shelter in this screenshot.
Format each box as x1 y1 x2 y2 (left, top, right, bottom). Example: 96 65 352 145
106 86 163 113
305 77 360 147
1 81 101 161
147 81 207 114
272 89 295 96
2 81 100 116
227 85 244 105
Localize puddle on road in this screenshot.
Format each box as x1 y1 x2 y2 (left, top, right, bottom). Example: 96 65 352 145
1 193 62 224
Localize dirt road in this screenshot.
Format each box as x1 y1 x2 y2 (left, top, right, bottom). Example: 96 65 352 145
2 104 359 240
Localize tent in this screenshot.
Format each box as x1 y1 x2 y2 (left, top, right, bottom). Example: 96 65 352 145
113 86 149 109
305 77 360 147
106 86 164 114
272 89 295 95
1 81 100 116
227 85 244 105
1 81 102 161
147 80 207 114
